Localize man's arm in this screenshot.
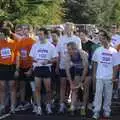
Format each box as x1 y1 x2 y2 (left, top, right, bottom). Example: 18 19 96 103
113 65 118 82
92 61 98 92
81 51 88 82
65 55 72 84
14 54 20 78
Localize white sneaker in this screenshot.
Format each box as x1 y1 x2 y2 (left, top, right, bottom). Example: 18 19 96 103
59 103 66 113
92 112 99 119
10 105 15 114
46 104 52 114
104 112 110 118
36 106 42 115
33 105 37 113
15 104 23 111
23 102 31 110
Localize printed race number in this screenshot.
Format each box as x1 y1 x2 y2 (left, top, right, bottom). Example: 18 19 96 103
1 48 11 58
20 49 27 58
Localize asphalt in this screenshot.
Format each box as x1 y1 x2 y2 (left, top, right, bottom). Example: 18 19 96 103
2 99 120 120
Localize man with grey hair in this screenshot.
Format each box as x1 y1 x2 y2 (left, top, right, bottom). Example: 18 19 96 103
56 22 82 113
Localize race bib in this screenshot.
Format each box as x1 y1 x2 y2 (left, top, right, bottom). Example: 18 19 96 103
20 49 27 58
1 48 11 58
38 54 47 59
100 52 112 67
36 48 49 60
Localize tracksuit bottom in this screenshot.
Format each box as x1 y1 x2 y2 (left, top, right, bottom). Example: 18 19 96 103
93 79 113 114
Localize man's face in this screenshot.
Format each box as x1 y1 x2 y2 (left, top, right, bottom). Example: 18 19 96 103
51 33 58 42
39 31 45 41
67 45 76 55
64 24 74 34
99 32 109 45
23 26 29 36
80 32 86 42
15 28 23 36
111 25 117 34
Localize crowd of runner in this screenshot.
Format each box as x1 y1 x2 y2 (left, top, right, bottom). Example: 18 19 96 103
0 21 120 120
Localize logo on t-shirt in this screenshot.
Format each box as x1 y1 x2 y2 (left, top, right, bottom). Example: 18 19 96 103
1 48 11 58
20 49 27 58
100 52 112 67
37 49 48 60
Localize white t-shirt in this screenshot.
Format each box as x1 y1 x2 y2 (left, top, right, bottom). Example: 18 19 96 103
111 34 120 48
29 41 58 67
92 46 117 79
114 52 120 66
56 35 82 69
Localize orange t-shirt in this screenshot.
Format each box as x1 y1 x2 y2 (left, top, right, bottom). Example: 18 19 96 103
17 37 35 69
0 39 17 65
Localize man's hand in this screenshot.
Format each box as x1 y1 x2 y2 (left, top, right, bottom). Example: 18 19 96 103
73 82 84 90
41 60 49 65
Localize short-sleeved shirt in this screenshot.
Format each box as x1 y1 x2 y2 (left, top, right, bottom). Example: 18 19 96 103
56 35 82 69
111 34 120 48
29 41 58 67
17 37 35 69
92 46 117 79
0 39 18 65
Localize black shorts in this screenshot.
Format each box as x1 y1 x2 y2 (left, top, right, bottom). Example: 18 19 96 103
0 64 15 80
59 69 67 78
34 66 51 78
70 67 83 80
18 68 34 81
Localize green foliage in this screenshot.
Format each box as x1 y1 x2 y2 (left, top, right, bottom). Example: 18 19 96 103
1 0 120 26
0 0 64 26
64 0 89 24
64 0 120 25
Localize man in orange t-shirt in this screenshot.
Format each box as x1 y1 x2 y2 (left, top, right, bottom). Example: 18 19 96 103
0 29 19 114
14 25 36 111
17 37 35 79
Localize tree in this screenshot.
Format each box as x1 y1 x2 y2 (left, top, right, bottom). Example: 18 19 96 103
0 0 64 26
64 0 120 26
64 0 90 24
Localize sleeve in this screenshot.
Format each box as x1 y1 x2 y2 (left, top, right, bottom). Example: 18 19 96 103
112 52 120 66
29 44 35 58
92 48 99 62
78 38 82 49
76 37 82 50
51 45 58 58
56 41 61 53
